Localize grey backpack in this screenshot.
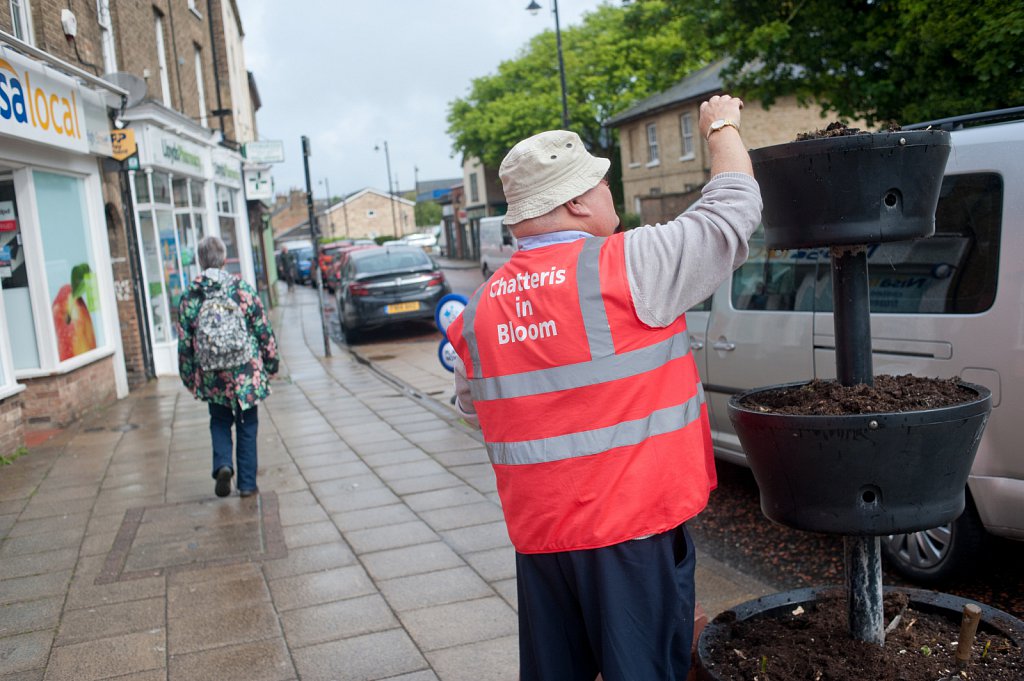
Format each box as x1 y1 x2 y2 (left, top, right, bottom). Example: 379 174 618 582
195 285 253 371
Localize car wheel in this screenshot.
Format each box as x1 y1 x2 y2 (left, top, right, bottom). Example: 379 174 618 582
340 315 361 345
881 495 987 585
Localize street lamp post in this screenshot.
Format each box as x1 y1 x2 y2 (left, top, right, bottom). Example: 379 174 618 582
375 141 399 238
300 135 331 357
527 0 569 129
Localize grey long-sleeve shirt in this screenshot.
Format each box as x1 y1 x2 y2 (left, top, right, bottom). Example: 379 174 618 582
454 171 762 424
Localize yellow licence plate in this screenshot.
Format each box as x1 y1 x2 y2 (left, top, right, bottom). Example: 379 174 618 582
386 301 421 314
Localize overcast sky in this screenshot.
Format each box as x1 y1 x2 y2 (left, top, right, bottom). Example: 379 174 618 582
237 0 597 203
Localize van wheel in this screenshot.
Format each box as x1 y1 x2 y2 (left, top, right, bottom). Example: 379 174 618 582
881 495 987 585
481 263 491 279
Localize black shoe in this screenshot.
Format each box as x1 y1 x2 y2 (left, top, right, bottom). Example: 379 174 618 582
239 486 259 498
215 466 233 497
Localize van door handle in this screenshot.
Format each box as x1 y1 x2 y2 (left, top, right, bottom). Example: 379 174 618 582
712 338 736 352
689 339 704 351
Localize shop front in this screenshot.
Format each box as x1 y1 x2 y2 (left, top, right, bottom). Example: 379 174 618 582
122 103 253 376
0 42 128 441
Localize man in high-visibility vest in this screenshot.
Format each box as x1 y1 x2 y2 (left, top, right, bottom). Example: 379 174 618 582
447 94 761 681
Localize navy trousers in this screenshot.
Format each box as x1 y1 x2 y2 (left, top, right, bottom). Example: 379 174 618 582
516 524 696 681
208 403 259 492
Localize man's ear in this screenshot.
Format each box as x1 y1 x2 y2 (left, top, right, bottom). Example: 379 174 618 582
564 196 592 218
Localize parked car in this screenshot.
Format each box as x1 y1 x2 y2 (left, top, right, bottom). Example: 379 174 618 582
689 107 1024 584
323 243 377 291
293 246 314 284
335 244 451 342
479 215 516 278
397 227 441 255
318 239 378 290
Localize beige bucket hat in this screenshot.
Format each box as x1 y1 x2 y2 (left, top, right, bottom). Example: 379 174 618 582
499 130 611 225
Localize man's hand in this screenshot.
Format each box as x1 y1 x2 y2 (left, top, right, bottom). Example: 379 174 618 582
699 94 753 178
698 94 744 141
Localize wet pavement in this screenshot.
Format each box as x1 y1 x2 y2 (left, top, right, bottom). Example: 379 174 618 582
0 283 772 681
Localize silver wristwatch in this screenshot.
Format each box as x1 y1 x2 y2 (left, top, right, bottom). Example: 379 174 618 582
706 119 740 141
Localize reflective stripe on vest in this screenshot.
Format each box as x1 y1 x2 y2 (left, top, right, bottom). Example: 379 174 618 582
487 383 705 465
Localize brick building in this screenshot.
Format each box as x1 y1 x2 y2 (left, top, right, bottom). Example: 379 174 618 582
322 189 415 241
0 0 264 453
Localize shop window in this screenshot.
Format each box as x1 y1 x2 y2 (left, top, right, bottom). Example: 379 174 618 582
34 170 106 361
135 171 182 343
173 178 206 285
137 211 169 342
1 177 39 369
216 185 241 276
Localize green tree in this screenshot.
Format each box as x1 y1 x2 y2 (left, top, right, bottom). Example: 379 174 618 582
634 0 1024 126
447 2 714 168
415 201 442 227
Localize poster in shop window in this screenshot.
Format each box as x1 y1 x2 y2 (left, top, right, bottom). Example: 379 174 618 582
0 201 16 232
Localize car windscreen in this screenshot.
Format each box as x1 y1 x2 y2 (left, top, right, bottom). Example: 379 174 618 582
354 250 431 276
295 248 313 261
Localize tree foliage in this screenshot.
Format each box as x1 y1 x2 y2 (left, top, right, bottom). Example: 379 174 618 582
635 0 1024 126
447 2 714 168
414 200 442 227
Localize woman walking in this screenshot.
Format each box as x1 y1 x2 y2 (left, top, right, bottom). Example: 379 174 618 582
177 236 279 498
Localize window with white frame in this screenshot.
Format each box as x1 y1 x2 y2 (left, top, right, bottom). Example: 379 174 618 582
469 173 479 203
680 112 695 159
9 0 33 44
646 123 659 165
154 12 172 107
194 46 208 127
367 209 377 218
97 0 117 74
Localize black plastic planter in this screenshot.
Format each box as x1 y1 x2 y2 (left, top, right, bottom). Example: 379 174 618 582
749 130 951 249
696 586 1024 681
727 381 992 535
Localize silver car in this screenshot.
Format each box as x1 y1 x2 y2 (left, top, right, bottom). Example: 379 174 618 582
688 108 1024 584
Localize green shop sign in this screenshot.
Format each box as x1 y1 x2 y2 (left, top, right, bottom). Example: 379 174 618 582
160 140 202 169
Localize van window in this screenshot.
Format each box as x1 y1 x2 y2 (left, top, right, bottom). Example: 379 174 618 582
731 228 819 312
731 172 1002 315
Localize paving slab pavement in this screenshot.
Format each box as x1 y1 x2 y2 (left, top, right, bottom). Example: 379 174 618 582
0 284 771 680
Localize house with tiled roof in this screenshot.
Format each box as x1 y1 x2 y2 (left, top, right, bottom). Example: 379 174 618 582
605 59 861 225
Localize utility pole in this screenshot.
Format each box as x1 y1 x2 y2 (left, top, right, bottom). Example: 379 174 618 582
301 135 331 357
376 141 399 238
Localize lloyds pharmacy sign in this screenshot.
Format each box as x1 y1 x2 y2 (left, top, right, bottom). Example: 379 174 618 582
160 139 202 169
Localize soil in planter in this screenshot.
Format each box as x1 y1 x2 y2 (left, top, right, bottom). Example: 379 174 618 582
795 121 902 140
739 374 976 416
704 591 1022 681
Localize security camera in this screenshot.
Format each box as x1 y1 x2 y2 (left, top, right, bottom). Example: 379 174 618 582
61 9 77 40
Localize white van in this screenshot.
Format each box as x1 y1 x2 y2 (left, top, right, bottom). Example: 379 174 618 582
479 215 516 278
688 108 1024 584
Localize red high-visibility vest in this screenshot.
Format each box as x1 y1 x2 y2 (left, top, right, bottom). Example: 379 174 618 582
447 233 716 553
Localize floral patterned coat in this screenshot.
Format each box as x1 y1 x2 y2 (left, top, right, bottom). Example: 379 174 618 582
177 268 279 410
